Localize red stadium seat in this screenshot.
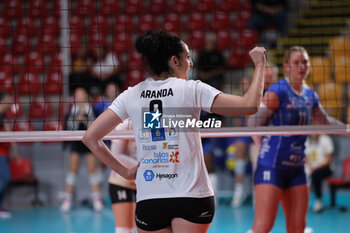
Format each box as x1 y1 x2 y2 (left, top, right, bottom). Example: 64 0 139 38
17 17 37 37
76 0 97 16
188 31 205 50
227 48 250 68
25 51 44 74
164 13 181 32
173 0 191 13
0 70 14 93
13 34 29 55
217 31 231 50
40 34 59 55
124 0 144 14
150 0 168 13
211 12 230 31
90 15 109 33
28 0 48 19
127 50 142 70
218 0 240 12
2 54 20 74
4 1 24 19
45 71 63 95
325 156 350 211
235 29 258 49
114 14 134 30
197 0 216 12
29 97 53 119
112 32 133 54
233 11 251 30
126 68 144 87
17 72 41 95
89 32 108 47
188 13 206 31
100 0 120 15
139 14 158 31
0 37 8 55
0 17 12 38
42 16 57 28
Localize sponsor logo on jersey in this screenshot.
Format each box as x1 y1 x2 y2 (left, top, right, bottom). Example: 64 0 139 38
151 128 166 141
140 151 179 164
143 170 178 181
142 144 157 150
169 151 179 163
162 142 179 150
139 130 151 142
143 170 155 181
140 88 174 98
144 109 162 129
167 127 178 140
156 173 178 180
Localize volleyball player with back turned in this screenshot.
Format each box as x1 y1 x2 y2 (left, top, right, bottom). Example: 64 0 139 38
83 30 266 233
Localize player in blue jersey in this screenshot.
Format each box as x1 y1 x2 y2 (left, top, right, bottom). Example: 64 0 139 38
246 46 343 233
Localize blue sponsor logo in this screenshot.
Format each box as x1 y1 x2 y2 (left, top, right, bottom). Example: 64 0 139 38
143 110 162 129
151 128 166 141
143 170 155 181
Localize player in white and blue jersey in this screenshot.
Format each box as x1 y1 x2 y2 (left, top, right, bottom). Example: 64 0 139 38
246 46 343 233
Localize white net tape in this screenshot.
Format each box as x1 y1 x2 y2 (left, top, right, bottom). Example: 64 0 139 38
0 124 348 142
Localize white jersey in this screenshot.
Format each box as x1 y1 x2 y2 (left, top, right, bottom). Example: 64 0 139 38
109 77 221 202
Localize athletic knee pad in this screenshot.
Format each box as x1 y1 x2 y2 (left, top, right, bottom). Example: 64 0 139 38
235 159 246 175
66 172 77 186
89 172 101 186
115 227 134 233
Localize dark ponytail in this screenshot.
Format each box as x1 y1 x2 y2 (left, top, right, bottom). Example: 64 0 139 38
136 30 184 76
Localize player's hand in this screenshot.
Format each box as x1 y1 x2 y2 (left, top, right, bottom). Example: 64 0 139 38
249 47 266 67
122 162 140 180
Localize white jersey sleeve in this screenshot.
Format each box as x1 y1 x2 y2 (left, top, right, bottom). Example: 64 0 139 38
108 88 131 121
187 80 221 112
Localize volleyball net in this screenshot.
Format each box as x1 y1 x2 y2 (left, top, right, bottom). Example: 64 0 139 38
1 0 350 143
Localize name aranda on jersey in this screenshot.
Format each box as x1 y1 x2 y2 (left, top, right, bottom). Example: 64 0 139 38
140 88 174 98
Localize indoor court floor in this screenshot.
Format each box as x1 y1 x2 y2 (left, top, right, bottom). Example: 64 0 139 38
1 193 349 233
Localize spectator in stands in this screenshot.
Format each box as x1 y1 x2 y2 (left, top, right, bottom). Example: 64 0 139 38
93 82 120 149
93 82 120 117
305 134 334 213
196 32 226 91
0 93 20 218
90 46 123 95
247 0 288 37
61 87 103 213
69 44 95 95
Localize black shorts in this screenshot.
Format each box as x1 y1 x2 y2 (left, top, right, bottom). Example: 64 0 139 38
109 183 136 204
69 141 91 154
135 196 215 231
